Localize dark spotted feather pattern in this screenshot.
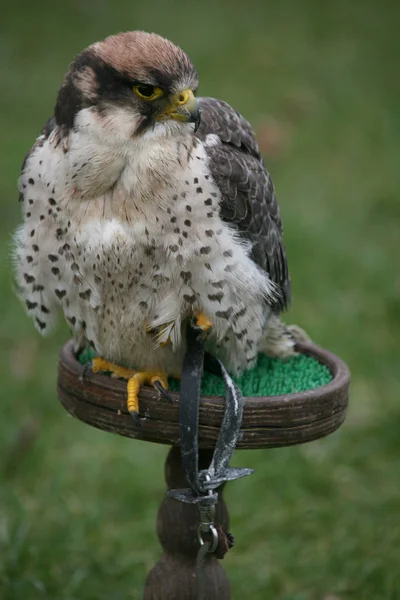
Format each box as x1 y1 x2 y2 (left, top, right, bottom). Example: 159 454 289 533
196 97 290 310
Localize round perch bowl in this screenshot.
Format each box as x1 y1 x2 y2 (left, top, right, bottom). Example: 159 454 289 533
57 340 350 449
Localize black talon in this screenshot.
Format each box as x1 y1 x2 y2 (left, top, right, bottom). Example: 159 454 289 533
153 380 172 401
130 411 141 427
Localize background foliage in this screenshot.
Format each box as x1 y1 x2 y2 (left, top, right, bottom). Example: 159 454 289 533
1 1 399 598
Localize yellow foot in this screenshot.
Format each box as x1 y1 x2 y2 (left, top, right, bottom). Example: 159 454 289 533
193 311 213 332
91 358 168 420
127 371 169 417
92 357 135 379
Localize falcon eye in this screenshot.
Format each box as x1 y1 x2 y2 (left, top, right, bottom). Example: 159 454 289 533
136 85 154 97
133 84 164 101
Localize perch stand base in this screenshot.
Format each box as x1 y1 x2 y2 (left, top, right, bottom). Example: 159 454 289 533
57 341 350 599
145 447 230 599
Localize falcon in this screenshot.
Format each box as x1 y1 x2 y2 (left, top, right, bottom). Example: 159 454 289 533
13 31 295 417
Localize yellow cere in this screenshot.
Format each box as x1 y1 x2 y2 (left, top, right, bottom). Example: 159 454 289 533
175 90 192 105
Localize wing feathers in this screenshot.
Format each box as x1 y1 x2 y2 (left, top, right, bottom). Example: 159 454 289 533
196 97 290 311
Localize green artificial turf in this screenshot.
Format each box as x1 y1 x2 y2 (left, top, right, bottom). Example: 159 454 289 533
78 348 332 396
2 1 400 599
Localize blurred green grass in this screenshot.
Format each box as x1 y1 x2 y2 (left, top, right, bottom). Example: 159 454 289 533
1 0 400 598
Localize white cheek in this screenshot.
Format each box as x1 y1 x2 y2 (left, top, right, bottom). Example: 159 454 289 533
99 106 140 142
73 106 141 147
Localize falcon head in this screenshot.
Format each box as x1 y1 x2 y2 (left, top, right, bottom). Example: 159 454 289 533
54 31 200 142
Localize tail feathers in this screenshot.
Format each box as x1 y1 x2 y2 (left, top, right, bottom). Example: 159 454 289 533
262 315 298 359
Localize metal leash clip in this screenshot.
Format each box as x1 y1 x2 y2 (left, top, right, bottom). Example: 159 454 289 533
196 481 218 600
168 323 254 599
197 477 218 553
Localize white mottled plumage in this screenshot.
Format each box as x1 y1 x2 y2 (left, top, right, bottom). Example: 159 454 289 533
14 117 276 375
13 31 294 382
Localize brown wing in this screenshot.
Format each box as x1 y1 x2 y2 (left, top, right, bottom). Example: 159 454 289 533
196 97 290 311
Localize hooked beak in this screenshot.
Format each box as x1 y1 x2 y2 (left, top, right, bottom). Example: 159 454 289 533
157 89 201 132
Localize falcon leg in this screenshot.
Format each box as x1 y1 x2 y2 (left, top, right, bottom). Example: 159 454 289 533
127 371 169 417
91 358 168 420
92 357 135 379
193 311 213 332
